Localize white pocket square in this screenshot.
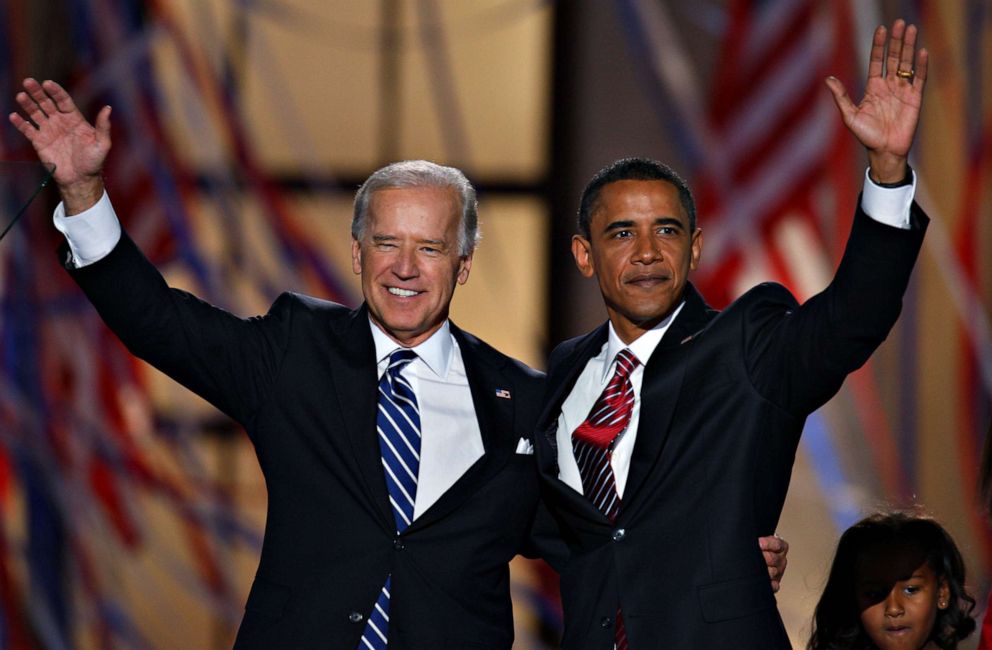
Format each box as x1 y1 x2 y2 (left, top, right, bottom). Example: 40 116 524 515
515 437 534 455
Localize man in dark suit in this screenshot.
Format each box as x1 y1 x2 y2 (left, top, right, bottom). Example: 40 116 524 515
535 19 929 649
10 77 555 647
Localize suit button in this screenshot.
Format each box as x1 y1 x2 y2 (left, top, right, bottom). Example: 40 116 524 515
393 538 405 551
612 528 626 542
600 616 613 628
348 611 364 623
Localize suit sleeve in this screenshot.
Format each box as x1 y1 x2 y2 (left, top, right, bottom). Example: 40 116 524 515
519 498 569 571
64 231 293 425
744 199 928 416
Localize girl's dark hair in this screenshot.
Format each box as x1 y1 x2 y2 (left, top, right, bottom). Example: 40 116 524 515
808 511 976 649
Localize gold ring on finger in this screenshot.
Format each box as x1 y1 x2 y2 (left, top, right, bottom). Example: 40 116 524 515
896 68 915 79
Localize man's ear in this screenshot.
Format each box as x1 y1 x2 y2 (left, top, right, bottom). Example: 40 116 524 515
690 228 703 271
456 253 473 285
351 238 362 275
572 235 595 278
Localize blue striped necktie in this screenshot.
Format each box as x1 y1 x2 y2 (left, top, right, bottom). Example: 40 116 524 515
359 349 421 649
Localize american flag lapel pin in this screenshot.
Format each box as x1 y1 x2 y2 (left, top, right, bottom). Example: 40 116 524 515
495 388 511 399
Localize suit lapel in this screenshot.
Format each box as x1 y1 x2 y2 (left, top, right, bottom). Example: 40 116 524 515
622 285 714 510
407 325 515 531
537 324 609 441
326 304 396 532
534 325 612 518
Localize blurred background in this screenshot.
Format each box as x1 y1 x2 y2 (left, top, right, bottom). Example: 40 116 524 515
0 0 989 647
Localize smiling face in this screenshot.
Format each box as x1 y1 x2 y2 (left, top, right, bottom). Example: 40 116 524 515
572 179 702 344
352 185 472 347
855 543 949 650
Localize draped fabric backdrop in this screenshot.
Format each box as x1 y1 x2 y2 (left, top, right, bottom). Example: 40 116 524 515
0 1 987 648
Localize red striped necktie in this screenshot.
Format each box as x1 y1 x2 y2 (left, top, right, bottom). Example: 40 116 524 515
571 348 639 650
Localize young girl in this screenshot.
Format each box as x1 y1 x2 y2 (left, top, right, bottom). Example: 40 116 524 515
808 511 976 649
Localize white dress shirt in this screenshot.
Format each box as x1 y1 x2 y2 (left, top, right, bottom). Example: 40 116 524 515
370 320 484 519
54 192 485 520
555 172 916 497
556 303 686 497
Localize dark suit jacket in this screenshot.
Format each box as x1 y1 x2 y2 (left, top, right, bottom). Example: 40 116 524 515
66 232 551 649
535 205 928 649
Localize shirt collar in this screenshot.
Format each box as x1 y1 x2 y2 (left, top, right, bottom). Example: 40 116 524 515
369 318 453 379
603 300 686 382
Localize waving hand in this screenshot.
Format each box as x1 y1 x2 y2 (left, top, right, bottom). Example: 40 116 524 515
9 78 111 214
825 19 929 183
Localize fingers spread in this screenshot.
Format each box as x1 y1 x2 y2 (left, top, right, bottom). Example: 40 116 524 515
25 79 58 119
42 80 77 114
914 47 929 87
95 105 113 142
867 25 886 80
21 77 42 94
886 19 906 78
824 76 856 124
8 112 37 139
899 23 918 72
15 90 46 125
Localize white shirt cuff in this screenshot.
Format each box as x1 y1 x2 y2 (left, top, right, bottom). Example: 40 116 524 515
52 191 122 268
860 168 914 230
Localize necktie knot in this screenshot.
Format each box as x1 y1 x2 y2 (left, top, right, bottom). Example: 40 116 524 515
387 348 417 371
572 348 640 451
613 348 639 381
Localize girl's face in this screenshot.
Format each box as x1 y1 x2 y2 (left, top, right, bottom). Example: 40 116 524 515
855 543 950 650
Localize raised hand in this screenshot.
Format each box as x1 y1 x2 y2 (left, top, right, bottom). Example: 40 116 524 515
825 19 928 183
8 78 111 214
